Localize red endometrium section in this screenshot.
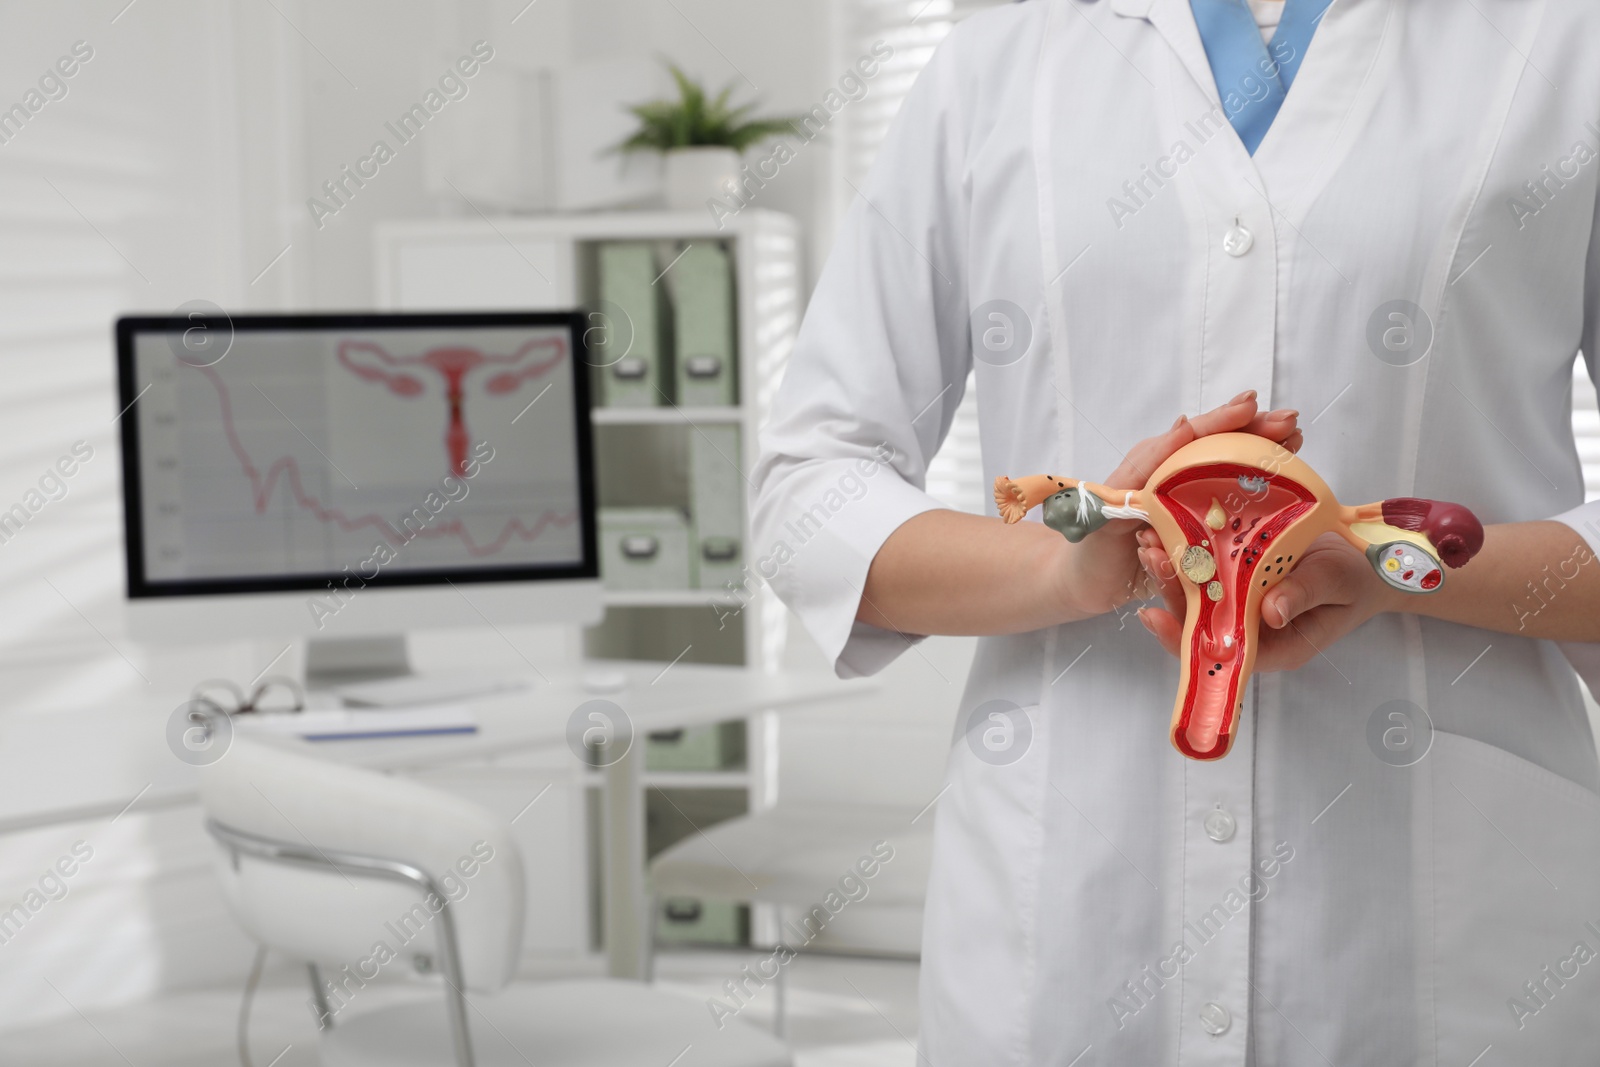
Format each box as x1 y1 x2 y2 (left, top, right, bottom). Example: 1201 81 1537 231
1155 464 1317 760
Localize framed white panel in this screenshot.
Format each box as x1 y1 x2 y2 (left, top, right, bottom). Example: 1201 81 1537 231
389 238 575 310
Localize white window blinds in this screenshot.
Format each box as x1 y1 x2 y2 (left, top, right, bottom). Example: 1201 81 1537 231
1577 362 1600 502
837 0 1007 516
0 5 255 715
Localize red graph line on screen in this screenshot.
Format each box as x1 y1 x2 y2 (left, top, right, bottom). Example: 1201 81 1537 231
193 337 574 558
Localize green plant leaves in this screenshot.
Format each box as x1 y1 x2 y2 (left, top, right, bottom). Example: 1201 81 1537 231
617 61 802 152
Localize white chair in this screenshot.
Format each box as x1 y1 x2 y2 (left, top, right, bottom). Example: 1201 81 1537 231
200 735 792 1067
649 803 934 920
648 636 970 1033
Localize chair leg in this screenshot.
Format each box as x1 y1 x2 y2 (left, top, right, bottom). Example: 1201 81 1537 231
434 907 477 1067
442 977 475 1067
772 906 787 1038
307 963 334 1030
773 960 788 1037
643 893 658 982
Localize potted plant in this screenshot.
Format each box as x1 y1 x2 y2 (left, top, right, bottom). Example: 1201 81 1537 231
620 63 800 209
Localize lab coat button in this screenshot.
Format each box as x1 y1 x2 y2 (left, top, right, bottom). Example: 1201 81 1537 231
1200 1002 1232 1035
1223 223 1254 257
1203 808 1237 842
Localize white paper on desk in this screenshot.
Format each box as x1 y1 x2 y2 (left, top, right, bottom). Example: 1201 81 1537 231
235 704 477 741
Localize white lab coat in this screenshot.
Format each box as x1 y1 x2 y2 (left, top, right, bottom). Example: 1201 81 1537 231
754 0 1600 1063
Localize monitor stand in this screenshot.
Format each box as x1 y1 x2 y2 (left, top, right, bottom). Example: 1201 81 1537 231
304 634 533 707
304 635 412 689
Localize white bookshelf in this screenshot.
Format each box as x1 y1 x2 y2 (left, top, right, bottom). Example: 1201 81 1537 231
590 406 745 426
375 209 798 675
375 209 803 953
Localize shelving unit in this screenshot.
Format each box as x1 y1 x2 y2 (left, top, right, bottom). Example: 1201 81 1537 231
376 209 799 674
590 406 745 426
375 209 803 955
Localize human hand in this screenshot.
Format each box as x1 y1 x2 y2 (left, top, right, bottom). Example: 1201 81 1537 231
1135 530 1406 671
1050 391 1302 617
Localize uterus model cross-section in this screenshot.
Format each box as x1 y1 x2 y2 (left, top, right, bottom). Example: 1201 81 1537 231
994 432 1485 761
336 337 566 477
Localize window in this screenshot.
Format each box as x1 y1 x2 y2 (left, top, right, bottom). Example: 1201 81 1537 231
1576 361 1600 503
0 7 258 715
836 0 1008 515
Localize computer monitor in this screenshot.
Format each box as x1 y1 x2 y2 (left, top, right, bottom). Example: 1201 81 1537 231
116 310 601 682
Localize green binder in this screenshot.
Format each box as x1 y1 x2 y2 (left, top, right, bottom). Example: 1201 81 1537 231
666 242 736 407
689 424 743 590
597 242 669 406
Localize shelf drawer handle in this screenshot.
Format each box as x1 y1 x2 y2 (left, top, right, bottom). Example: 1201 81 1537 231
701 536 739 562
685 355 723 379
613 357 648 381
620 534 660 560
663 899 703 923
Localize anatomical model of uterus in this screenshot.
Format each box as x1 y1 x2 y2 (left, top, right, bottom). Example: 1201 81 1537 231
995 432 1484 761
337 338 565 476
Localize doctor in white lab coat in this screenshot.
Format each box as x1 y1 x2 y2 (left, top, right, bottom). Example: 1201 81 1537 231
754 0 1600 1063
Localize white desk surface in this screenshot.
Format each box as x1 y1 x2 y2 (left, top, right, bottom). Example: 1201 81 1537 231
0 662 867 837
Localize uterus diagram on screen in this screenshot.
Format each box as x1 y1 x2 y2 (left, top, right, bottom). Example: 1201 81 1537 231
335 336 567 477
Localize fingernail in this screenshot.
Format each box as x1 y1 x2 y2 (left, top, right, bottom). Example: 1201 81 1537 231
1231 389 1257 404
1137 607 1156 634
1267 408 1299 420
1171 414 1189 430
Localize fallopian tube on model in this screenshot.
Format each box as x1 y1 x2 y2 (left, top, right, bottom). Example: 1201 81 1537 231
994 432 1485 761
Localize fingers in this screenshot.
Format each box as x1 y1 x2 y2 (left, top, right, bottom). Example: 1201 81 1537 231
1251 602 1359 672
1260 536 1360 629
1137 605 1184 656
1108 390 1262 489
1109 394 1305 490
1242 409 1301 446
1182 390 1263 438
1132 527 1186 656
1135 529 1185 614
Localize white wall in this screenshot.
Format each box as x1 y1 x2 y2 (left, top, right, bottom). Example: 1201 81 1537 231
0 0 854 1031
282 0 840 311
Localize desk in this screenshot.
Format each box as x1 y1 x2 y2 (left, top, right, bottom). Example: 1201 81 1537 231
0 661 867 979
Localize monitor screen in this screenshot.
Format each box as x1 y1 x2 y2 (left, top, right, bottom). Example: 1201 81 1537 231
117 312 598 598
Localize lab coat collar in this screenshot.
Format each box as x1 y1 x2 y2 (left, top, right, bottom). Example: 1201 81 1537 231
1107 0 1155 17
1099 0 1395 225
1106 0 1378 124
1118 0 1234 125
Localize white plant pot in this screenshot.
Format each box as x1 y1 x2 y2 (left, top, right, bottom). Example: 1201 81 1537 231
662 147 742 210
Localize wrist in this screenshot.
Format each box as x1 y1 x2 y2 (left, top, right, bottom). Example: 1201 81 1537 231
1041 529 1097 625
1044 530 1127 625
1373 577 1415 620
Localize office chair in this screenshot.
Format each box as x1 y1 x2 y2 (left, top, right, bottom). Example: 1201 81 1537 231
200 736 792 1067
646 638 965 1035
